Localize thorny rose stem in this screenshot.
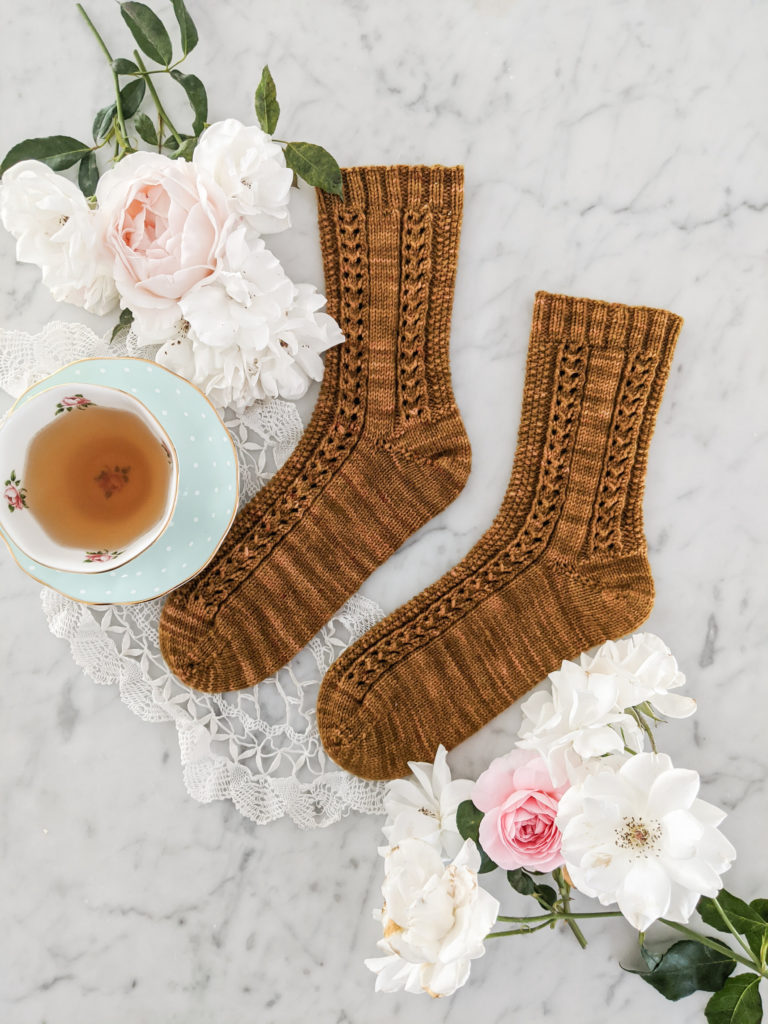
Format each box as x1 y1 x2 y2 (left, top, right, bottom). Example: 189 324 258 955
488 909 767 976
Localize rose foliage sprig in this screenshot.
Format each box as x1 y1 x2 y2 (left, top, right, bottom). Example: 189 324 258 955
369 635 767 1024
0 0 343 200
0 0 346 410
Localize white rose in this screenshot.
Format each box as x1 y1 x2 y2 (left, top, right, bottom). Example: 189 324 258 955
193 119 293 234
365 838 499 997
157 225 343 408
0 160 118 315
95 151 234 342
179 225 295 348
517 658 644 786
382 745 475 858
582 633 696 719
557 753 736 931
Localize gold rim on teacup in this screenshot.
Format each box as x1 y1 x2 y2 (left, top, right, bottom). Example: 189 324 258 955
0 381 179 575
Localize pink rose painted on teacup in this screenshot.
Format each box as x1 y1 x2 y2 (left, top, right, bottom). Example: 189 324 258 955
95 152 233 343
55 393 94 415
5 484 24 510
84 549 122 564
4 470 28 512
473 749 568 872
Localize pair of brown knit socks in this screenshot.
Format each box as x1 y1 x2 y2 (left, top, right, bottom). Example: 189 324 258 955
159 165 682 781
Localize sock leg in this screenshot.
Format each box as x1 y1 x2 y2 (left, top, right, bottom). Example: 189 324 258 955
159 166 472 692
317 291 682 779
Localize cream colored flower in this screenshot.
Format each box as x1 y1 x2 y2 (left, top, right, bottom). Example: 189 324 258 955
193 119 293 234
156 226 343 409
0 160 117 314
581 633 696 719
96 151 233 343
365 838 499 997
557 753 736 931
517 658 643 786
383 745 474 857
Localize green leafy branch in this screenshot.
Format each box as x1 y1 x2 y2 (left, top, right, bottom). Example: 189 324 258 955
0 0 342 200
456 798 768 1023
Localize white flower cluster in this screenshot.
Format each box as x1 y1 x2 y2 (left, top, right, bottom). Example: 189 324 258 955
366 746 499 998
365 634 738 999
0 119 344 411
517 632 696 787
517 633 735 932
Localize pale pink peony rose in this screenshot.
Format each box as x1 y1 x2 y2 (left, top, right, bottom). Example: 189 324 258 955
4 485 23 510
60 395 90 407
473 749 568 872
95 152 234 342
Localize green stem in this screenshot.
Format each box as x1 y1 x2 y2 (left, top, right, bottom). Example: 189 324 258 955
77 4 130 157
554 869 588 950
711 899 761 966
487 923 553 939
491 905 767 978
659 919 764 975
497 911 623 924
123 58 186 75
628 706 657 753
76 4 112 61
133 51 182 145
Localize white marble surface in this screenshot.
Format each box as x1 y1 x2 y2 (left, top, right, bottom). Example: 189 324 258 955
1 0 767 1021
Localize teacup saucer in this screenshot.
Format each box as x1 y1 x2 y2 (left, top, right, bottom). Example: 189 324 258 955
0 358 239 605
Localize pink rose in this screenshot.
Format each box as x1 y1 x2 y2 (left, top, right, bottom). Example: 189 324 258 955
473 749 568 872
4 485 23 510
85 551 114 562
60 395 90 407
96 152 233 342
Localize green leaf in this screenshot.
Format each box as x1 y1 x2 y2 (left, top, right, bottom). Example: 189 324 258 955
112 57 139 74
699 892 768 959
254 65 280 135
93 104 116 142
626 940 737 1002
119 2 173 66
699 893 765 936
169 70 207 135
163 133 190 151
170 0 198 55
169 137 197 161
640 943 664 971
0 135 92 175
283 141 343 198
455 800 496 874
507 869 535 896
750 899 768 923
111 307 134 343
78 152 99 197
133 112 158 147
705 974 763 1024
533 883 557 909
92 80 146 143
119 78 146 119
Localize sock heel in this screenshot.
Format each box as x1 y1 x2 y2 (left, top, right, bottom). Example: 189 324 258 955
559 549 656 642
380 406 472 490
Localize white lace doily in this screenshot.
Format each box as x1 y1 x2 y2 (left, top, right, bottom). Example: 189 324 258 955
0 321 386 828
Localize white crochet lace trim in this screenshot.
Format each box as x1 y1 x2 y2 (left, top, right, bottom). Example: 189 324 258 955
0 321 386 828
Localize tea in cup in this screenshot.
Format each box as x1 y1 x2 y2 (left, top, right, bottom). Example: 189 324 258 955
0 381 178 573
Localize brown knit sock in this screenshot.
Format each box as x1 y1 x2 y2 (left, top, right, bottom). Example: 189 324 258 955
317 291 683 779
159 166 472 692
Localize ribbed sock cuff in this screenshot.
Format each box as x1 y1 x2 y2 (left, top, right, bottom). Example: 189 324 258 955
328 165 464 211
533 290 683 355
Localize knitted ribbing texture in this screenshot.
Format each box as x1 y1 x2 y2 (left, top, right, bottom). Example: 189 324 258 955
159 166 472 692
317 291 683 779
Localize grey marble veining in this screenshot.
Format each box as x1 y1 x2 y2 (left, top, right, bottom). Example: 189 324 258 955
1 0 767 1021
